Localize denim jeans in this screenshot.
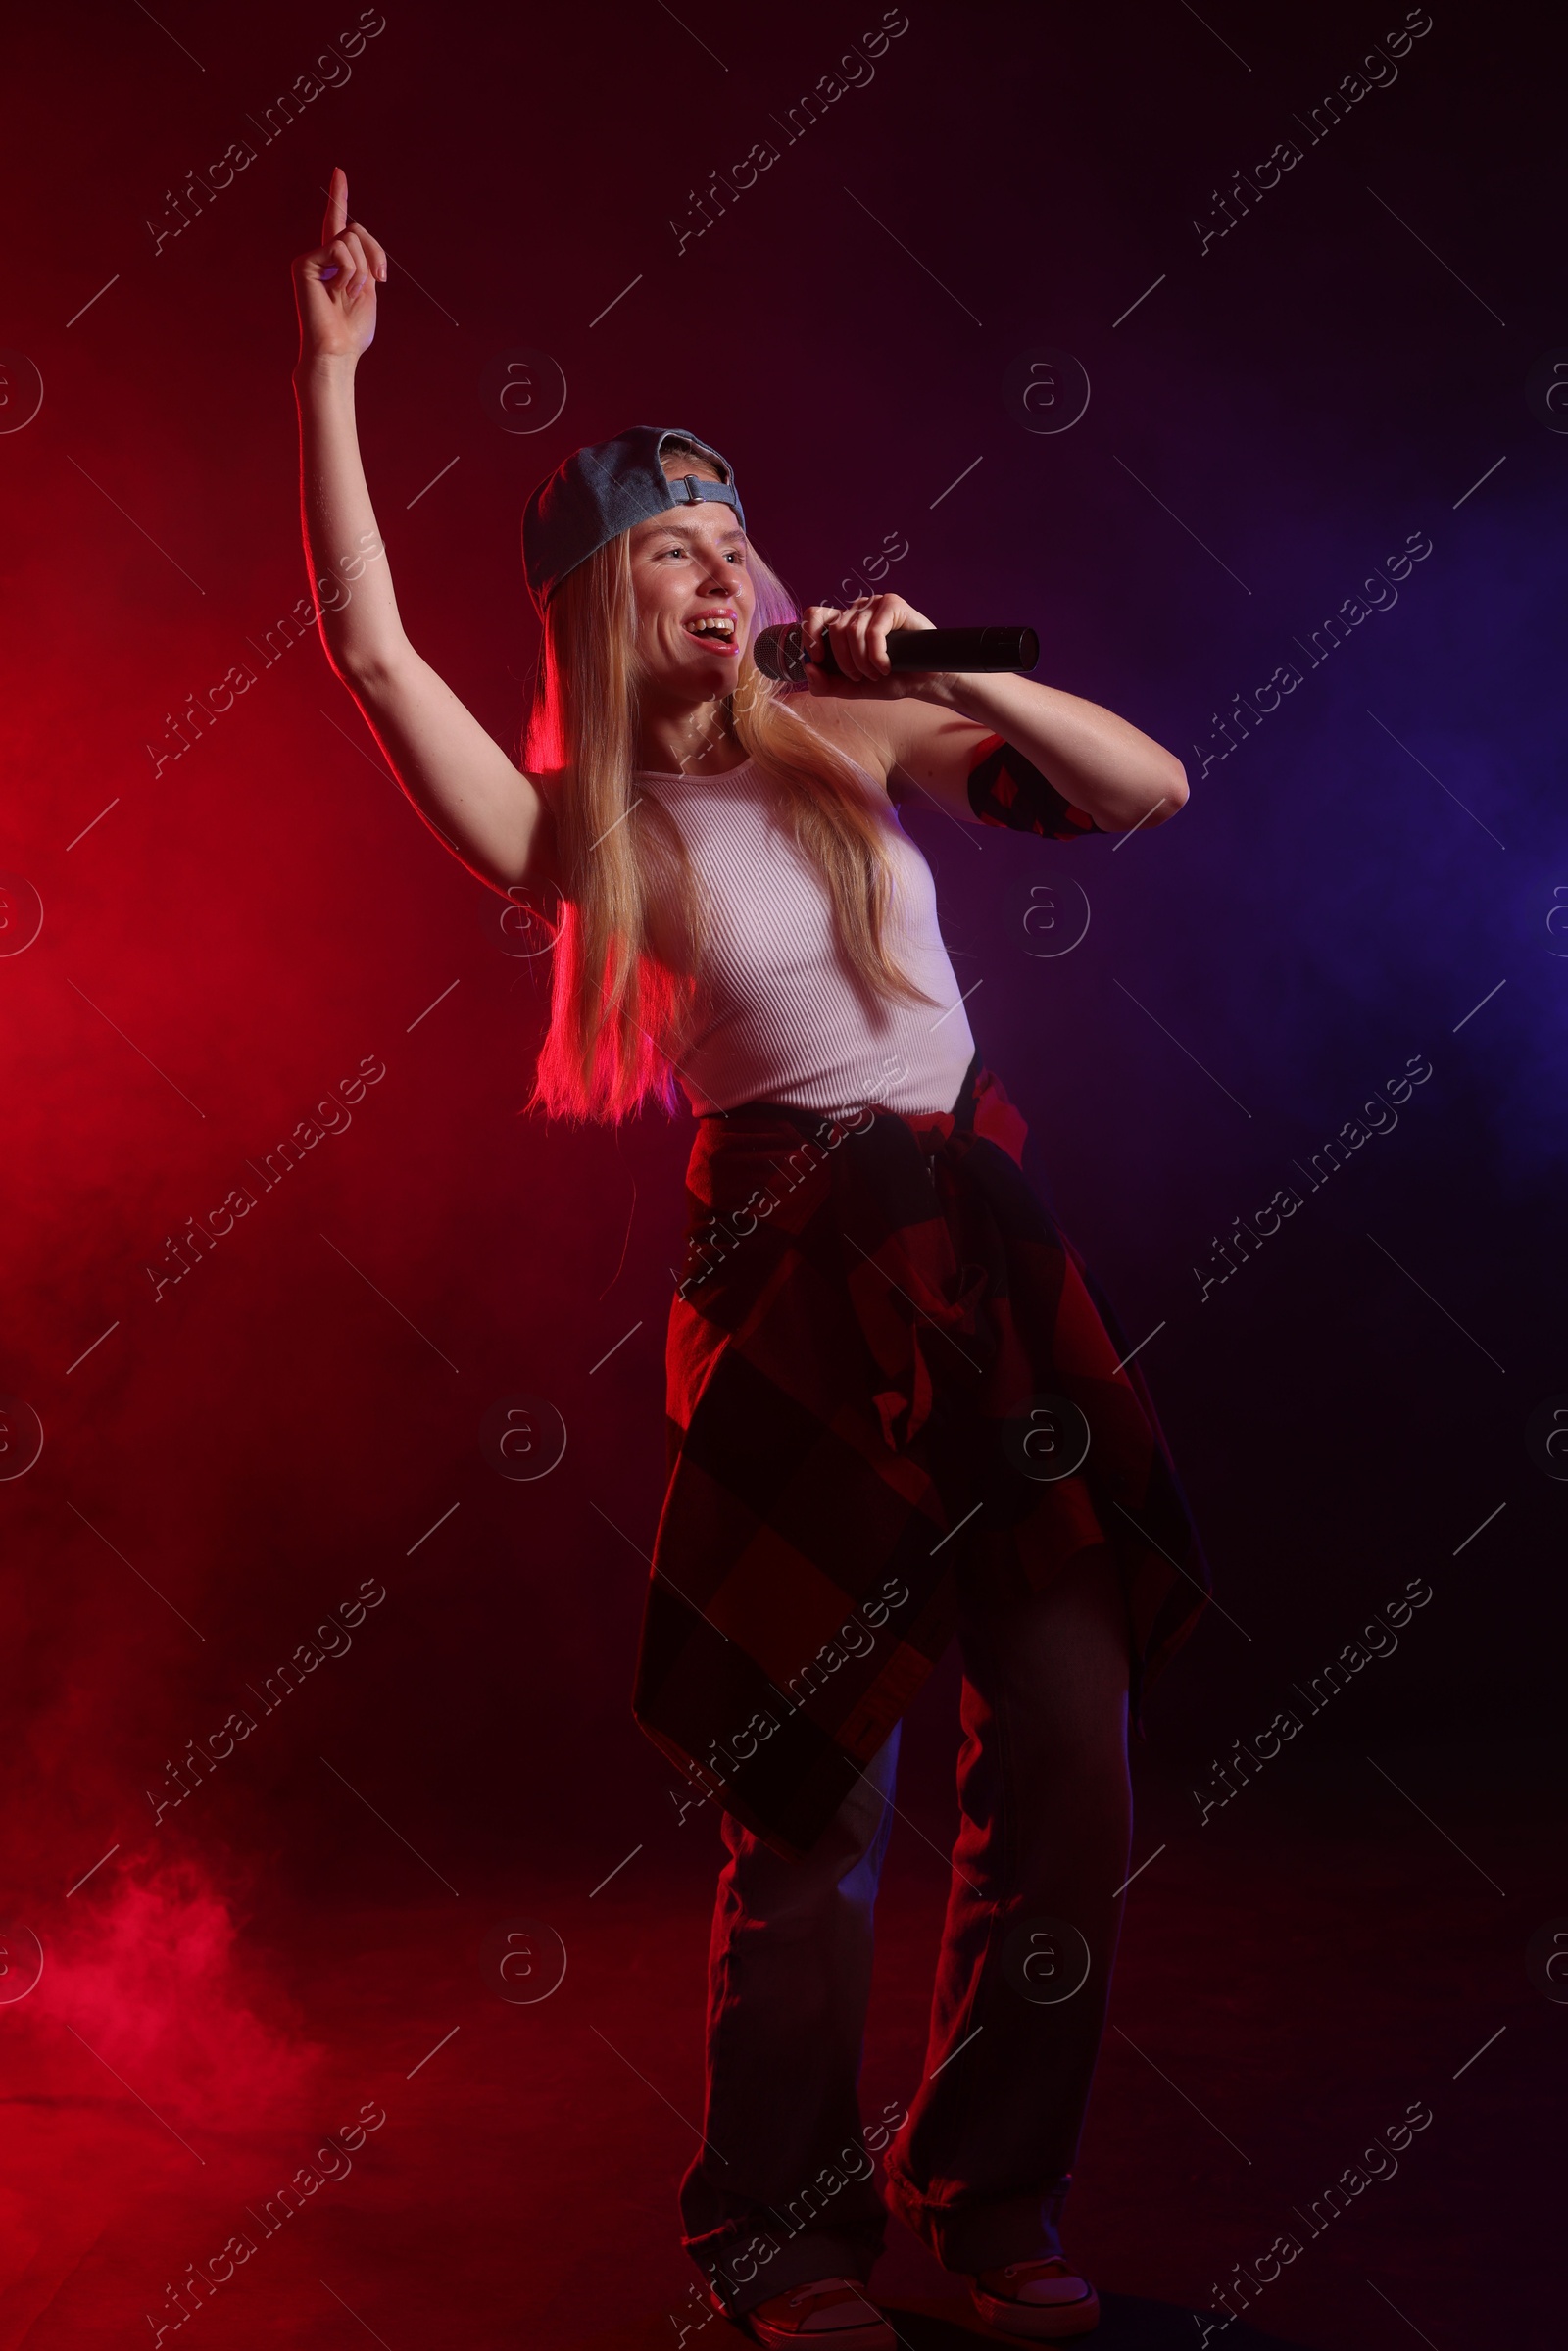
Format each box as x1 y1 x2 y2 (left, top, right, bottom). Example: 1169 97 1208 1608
680 1543 1134 2318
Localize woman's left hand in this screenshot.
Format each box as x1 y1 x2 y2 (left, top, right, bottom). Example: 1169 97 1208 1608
797 594 955 701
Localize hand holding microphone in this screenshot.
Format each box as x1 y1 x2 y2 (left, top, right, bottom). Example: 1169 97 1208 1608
753 592 1038 695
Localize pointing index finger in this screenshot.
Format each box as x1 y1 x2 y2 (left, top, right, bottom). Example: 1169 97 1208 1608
321 165 348 248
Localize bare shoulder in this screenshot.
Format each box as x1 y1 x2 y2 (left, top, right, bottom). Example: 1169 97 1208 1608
775 694 901 795
788 694 994 811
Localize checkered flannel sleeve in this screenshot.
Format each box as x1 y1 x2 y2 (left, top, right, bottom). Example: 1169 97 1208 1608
964 733 1102 842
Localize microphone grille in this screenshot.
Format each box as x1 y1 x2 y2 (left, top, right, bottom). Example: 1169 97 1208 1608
752 623 805 684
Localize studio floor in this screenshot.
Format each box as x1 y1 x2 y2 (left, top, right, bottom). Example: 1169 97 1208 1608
1 1740 1555 2351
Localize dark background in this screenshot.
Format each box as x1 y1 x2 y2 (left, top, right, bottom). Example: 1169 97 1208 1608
2 3 1563 2345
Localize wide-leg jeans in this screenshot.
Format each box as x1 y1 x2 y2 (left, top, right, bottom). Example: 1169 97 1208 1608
680 1544 1135 2319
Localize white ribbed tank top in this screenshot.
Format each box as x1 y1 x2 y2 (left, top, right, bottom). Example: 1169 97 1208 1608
635 754 976 1119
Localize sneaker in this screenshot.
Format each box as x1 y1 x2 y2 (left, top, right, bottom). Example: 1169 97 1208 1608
731 2276 895 2348
969 2255 1101 2338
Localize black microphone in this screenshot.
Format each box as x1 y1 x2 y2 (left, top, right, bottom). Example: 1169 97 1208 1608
752 622 1038 685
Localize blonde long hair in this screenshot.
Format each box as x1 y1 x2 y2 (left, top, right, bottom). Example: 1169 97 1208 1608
525 465 936 1124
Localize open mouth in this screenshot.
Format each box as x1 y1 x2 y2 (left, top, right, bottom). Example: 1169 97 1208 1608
684 612 740 650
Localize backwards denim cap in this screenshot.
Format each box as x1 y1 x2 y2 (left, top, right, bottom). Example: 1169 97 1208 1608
521 425 746 615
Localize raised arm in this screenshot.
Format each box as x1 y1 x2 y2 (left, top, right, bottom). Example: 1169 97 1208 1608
291 168 556 894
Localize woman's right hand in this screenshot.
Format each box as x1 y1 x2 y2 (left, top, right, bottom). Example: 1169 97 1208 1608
292 165 387 367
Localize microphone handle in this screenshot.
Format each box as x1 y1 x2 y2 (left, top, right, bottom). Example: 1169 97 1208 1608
755 623 1038 682
880 626 1039 674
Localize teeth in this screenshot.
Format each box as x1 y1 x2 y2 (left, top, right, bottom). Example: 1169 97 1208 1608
689 617 734 635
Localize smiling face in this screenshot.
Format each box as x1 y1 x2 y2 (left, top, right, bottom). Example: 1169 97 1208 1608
626 495 756 704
